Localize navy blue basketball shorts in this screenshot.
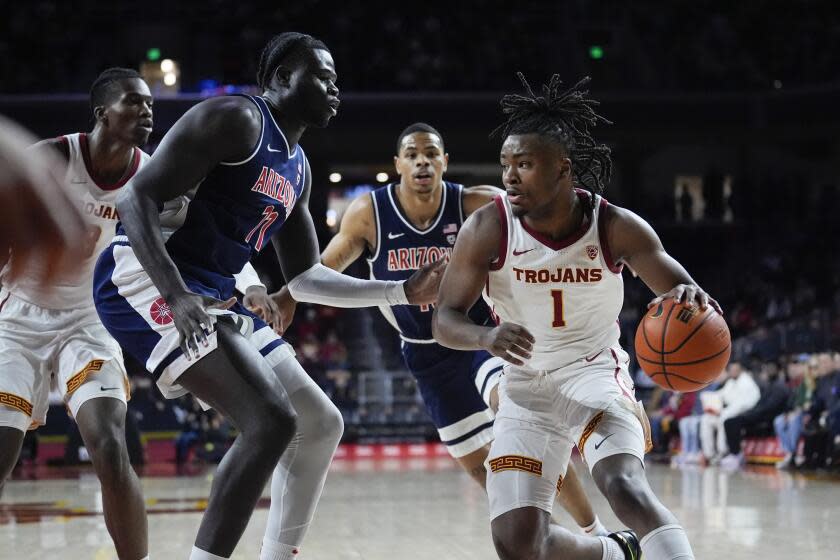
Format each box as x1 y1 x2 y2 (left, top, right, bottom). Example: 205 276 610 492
402 341 504 458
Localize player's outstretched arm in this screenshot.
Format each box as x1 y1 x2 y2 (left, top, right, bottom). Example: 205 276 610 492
605 204 721 312
116 97 259 357
462 184 503 216
271 166 443 311
267 191 375 332
432 204 534 365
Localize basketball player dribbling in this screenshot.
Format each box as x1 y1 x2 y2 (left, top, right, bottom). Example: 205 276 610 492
92 33 440 560
0 69 153 560
271 122 610 537
433 75 721 560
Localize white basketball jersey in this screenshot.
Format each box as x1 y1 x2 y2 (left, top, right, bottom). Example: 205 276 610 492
1 133 149 309
483 191 625 371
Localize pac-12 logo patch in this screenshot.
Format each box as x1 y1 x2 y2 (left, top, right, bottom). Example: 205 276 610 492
586 245 599 260
150 297 174 325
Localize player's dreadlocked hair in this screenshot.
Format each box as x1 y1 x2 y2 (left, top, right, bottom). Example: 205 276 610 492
89 67 141 115
257 32 330 90
493 73 613 208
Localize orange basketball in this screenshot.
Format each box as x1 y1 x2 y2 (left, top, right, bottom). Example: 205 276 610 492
634 299 731 392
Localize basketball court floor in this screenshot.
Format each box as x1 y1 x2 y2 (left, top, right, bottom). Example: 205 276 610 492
1 457 836 559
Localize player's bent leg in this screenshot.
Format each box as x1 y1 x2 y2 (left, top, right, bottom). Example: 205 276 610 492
75 397 147 560
586 402 694 560
176 320 298 558
0 426 25 489
555 461 604 534
490 506 607 560
261 360 344 560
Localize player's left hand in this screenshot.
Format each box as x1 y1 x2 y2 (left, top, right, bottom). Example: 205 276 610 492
404 258 447 305
243 285 281 329
647 283 722 314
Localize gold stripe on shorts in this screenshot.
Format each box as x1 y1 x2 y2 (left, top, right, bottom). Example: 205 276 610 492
556 474 564 492
577 411 605 460
0 391 33 416
488 454 543 476
66 359 106 395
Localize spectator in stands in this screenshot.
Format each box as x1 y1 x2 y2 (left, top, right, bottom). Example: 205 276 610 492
673 377 723 465
801 353 840 469
649 391 697 457
700 362 761 464
774 355 815 469
719 364 791 469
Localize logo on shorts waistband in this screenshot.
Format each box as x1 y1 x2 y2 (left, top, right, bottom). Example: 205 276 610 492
150 297 174 325
488 454 543 476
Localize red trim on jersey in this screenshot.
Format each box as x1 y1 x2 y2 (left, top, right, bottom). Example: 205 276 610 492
521 190 591 251
79 133 142 191
598 198 623 274
489 195 508 271
610 348 633 400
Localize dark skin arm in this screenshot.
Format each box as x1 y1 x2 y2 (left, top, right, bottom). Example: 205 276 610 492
270 158 321 282
115 96 257 357
432 204 534 365
604 204 721 312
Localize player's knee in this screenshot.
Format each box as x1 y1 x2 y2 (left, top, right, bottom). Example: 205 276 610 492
86 429 130 479
491 511 545 560
252 401 298 452
492 529 542 560
603 470 655 517
315 399 344 445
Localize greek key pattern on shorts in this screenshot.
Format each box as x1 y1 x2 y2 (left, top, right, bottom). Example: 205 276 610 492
488 455 543 476
0 392 33 416
556 474 564 492
577 411 605 460
66 359 106 395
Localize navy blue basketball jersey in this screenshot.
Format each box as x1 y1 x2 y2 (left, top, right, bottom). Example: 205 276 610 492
368 181 492 342
119 95 307 298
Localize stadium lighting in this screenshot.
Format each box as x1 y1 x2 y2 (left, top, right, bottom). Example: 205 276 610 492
329 172 342 183
589 45 604 60
163 72 177 86
160 59 175 73
146 48 161 61
376 172 389 183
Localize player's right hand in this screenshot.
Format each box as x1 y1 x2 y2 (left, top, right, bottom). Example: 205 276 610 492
269 286 297 335
168 290 236 359
404 258 447 305
479 322 535 366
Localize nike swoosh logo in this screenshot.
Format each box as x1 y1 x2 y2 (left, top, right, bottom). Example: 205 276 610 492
594 433 614 450
266 144 284 153
585 350 603 362
512 248 534 256
100 387 119 392
388 232 405 239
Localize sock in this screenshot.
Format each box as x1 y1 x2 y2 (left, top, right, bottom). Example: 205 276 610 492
598 536 624 560
581 515 609 537
260 538 300 560
189 546 228 560
640 524 694 560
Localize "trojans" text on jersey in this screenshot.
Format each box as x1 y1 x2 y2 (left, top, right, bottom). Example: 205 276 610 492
512 267 603 284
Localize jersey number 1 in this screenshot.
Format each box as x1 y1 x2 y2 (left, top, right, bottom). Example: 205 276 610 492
551 290 566 328
245 206 279 251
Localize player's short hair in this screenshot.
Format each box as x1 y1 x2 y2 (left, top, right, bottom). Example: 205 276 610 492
89 67 141 115
396 122 444 154
257 32 330 90
493 73 613 208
